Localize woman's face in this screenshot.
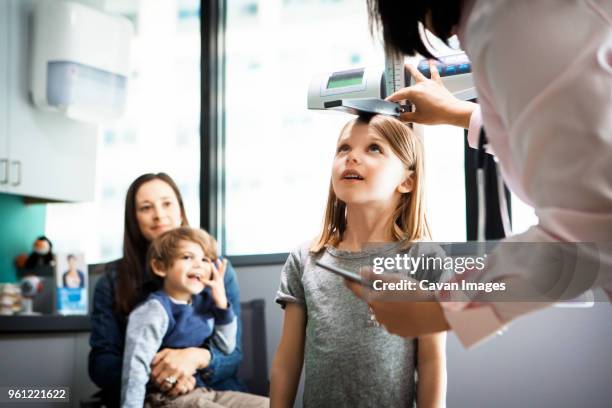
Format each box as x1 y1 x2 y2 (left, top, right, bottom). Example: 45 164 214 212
135 179 183 241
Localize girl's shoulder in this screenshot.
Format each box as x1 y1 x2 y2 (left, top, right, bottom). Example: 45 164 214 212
282 240 327 277
288 239 323 262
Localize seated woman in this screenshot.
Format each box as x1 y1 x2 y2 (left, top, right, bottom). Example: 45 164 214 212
89 173 248 407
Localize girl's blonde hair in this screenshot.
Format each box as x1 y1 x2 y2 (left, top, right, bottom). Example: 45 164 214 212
311 115 431 252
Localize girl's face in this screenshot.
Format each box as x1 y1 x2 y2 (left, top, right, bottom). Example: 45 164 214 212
332 122 412 206
135 179 183 241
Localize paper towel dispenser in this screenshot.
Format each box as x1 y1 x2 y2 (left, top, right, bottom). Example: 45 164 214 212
29 1 134 123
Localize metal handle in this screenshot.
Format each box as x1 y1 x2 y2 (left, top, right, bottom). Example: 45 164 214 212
10 160 21 187
0 159 8 185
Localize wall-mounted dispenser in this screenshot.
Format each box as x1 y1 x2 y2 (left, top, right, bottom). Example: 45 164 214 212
29 1 133 123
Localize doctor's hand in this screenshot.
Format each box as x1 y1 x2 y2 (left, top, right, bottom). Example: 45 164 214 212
387 61 477 129
345 271 450 338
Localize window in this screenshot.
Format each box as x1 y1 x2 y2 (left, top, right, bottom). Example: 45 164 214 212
223 3 470 255
223 0 386 255
511 192 538 235
417 36 468 242
47 1 473 261
422 124 466 241
45 1 201 263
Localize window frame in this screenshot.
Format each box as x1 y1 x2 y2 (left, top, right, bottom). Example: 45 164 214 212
463 116 513 240
200 0 288 265
200 0 225 248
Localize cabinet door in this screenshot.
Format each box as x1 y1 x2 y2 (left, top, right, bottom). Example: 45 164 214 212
6 0 97 202
0 0 9 193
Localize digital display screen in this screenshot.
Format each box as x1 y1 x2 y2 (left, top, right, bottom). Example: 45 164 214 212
327 70 364 89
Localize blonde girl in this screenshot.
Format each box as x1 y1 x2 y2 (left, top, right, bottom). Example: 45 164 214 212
270 115 446 408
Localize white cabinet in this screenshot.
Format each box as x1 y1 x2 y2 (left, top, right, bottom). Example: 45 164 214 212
1 0 97 202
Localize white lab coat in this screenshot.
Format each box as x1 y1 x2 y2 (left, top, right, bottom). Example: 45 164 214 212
444 0 612 347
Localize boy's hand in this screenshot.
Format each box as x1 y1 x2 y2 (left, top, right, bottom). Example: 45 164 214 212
202 259 228 309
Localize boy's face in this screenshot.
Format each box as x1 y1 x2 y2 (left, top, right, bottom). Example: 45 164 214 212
154 240 213 301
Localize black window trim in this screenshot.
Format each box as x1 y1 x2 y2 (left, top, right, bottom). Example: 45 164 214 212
201 0 225 247
463 102 512 241
201 0 288 266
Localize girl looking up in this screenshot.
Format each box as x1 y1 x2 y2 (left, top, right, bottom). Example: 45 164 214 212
270 115 446 408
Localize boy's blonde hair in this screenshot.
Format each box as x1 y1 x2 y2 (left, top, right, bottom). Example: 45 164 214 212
311 115 431 252
147 227 218 272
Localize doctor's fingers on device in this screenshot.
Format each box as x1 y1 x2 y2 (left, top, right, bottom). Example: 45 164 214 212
385 61 440 102
408 61 441 83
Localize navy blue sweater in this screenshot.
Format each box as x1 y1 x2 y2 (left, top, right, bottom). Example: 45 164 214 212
151 289 236 353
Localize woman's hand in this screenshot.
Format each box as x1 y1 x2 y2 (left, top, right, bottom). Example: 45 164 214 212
387 61 477 129
150 347 211 396
202 259 229 309
165 375 196 397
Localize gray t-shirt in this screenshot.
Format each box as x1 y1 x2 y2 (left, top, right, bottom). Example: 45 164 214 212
276 241 445 408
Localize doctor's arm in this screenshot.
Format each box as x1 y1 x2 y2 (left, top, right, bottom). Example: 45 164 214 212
400 1 612 348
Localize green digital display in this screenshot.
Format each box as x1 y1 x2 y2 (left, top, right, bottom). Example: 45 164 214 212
327 71 364 89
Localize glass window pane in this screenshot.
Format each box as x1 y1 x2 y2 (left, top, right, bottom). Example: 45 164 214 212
422 125 466 241
225 2 470 255
511 192 538 235
224 0 385 255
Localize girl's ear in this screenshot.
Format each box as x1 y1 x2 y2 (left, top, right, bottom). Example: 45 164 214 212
150 259 167 278
397 171 414 194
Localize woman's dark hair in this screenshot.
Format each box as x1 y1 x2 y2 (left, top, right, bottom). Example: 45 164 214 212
367 0 462 59
115 173 189 315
